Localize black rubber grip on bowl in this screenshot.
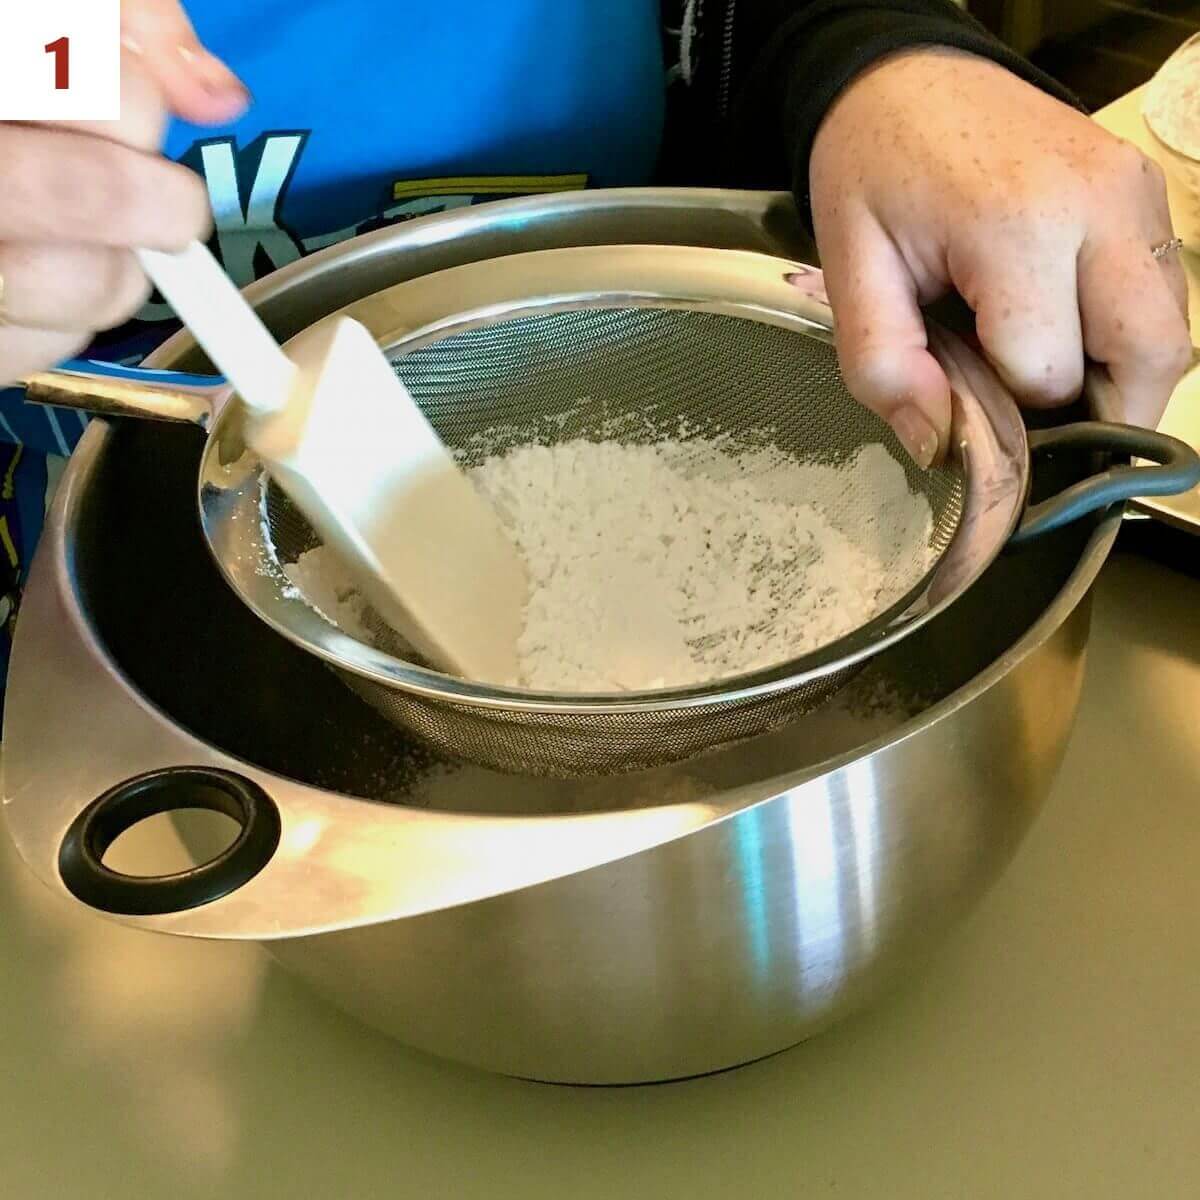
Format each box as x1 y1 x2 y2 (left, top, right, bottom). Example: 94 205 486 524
1010 422 1200 547
58 767 281 915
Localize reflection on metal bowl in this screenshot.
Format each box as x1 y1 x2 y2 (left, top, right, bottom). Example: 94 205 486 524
2 190 1121 1083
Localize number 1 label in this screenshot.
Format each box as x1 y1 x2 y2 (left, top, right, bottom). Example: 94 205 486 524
0 3 118 120
45 37 70 91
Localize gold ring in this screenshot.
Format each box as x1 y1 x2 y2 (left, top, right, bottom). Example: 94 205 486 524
1152 236 1186 261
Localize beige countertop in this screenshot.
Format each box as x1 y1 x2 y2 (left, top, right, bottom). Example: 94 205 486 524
3 93 1200 1200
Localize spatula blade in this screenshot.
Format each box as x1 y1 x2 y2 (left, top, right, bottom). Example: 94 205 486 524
249 315 527 684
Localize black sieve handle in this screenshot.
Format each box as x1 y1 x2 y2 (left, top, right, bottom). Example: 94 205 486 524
58 767 281 915
1010 422 1200 547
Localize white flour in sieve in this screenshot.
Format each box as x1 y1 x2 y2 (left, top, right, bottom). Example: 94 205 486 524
280 435 935 692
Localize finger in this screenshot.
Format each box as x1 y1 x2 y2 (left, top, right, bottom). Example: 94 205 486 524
0 325 91 384
0 244 149 332
1079 235 1193 428
953 241 1085 408
1136 154 1190 321
812 211 951 468
1158 248 1191 326
121 0 249 126
0 124 210 249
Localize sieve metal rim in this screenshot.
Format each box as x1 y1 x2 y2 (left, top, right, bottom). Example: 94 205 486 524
198 245 1029 717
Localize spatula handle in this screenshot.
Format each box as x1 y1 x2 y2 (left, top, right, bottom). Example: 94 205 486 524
137 242 294 416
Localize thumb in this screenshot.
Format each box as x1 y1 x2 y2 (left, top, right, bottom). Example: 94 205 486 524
121 0 250 126
808 216 952 469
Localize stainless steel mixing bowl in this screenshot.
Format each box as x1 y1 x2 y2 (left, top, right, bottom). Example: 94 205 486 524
2 189 1123 1083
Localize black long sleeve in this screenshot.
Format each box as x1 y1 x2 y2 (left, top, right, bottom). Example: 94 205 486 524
660 1 1079 223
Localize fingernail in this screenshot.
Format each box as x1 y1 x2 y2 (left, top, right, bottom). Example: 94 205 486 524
889 406 940 470
177 43 251 106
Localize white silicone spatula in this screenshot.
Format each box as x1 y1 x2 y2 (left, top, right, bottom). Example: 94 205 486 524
138 242 526 684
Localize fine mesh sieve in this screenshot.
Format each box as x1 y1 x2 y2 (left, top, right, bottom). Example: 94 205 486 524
257 306 968 774
244 249 982 776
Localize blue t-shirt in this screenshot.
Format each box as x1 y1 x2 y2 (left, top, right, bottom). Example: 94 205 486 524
106 0 665 360
0 0 666 695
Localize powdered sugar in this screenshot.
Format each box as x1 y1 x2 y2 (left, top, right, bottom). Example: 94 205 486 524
472 437 933 690
280 434 935 694
280 549 373 642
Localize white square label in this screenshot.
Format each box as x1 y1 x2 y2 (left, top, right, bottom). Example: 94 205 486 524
0 1 120 120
